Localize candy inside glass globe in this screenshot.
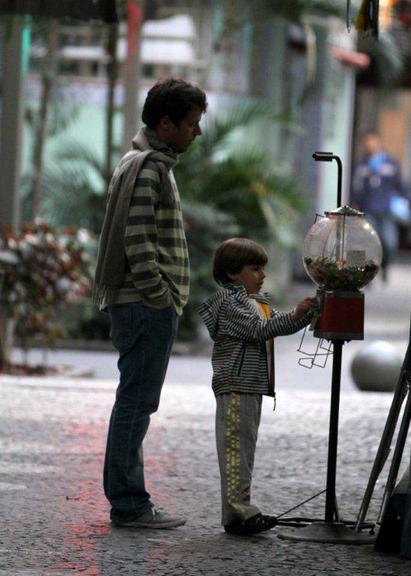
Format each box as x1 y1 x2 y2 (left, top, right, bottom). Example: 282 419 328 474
303 206 382 291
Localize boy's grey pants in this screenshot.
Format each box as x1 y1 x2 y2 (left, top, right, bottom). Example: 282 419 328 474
215 392 262 525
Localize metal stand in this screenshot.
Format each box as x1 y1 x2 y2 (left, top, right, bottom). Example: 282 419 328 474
279 152 374 544
279 340 375 544
355 320 411 533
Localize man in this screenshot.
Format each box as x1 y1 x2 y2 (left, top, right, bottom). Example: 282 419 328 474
93 78 207 528
351 131 408 282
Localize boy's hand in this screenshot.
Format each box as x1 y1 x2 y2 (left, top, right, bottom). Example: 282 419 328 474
291 297 318 321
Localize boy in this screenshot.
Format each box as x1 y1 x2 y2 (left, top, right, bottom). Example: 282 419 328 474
198 238 317 536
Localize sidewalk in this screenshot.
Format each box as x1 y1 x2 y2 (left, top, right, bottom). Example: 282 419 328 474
1 257 411 575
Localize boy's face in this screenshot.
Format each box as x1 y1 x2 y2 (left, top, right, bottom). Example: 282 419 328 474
228 264 266 294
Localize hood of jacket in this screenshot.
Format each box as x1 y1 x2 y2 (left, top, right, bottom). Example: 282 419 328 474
198 284 271 341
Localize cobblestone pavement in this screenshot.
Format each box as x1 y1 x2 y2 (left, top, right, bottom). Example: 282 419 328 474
2 257 411 575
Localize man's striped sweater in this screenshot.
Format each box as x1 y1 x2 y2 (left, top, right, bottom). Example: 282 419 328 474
100 140 190 315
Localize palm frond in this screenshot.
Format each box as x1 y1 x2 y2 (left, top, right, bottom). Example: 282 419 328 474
46 104 80 138
43 164 97 194
54 140 107 181
263 0 345 23
358 29 404 85
40 165 105 229
203 100 293 153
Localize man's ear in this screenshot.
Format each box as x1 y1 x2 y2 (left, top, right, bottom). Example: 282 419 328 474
158 115 173 132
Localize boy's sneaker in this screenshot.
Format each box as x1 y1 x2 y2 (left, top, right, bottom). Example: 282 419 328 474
224 513 277 536
112 508 186 529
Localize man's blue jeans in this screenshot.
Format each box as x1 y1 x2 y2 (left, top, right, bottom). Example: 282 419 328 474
366 213 398 274
104 302 178 519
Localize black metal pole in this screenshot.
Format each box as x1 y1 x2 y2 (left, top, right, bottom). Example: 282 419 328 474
277 152 376 542
279 332 375 541
335 156 343 208
312 152 343 208
325 340 343 523
312 151 344 522
355 315 411 530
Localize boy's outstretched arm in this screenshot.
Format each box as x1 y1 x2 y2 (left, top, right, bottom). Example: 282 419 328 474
222 296 317 342
291 297 318 321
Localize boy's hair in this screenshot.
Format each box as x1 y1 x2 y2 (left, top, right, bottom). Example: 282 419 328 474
213 238 268 285
142 77 208 129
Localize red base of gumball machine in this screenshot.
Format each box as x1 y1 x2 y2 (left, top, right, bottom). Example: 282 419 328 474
313 290 364 341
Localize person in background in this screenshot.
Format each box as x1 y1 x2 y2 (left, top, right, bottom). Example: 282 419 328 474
93 77 207 529
350 130 409 282
198 238 317 536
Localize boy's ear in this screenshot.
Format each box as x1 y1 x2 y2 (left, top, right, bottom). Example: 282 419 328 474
227 271 238 281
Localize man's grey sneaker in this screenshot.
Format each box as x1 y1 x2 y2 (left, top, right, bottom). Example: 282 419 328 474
112 508 186 529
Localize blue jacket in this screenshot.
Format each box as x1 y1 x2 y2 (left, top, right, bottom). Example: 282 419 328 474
351 152 406 215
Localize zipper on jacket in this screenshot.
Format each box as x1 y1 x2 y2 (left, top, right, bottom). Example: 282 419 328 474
237 345 246 376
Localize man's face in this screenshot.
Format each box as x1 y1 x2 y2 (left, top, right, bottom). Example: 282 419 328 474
362 133 382 156
162 106 203 153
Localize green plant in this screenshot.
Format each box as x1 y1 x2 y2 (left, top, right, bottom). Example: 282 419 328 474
20 137 113 232
172 103 308 340
175 103 306 246
0 221 94 350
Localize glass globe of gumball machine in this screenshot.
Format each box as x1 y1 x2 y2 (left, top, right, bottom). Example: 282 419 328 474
303 205 382 341
279 152 381 546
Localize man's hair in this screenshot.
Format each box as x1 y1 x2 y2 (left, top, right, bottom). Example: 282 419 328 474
142 77 208 129
213 238 268 285
361 129 380 139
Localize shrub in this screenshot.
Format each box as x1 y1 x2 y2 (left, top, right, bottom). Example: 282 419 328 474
0 221 93 349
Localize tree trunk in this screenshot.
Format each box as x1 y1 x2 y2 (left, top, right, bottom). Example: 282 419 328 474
30 19 59 221
122 1 143 153
0 17 25 369
105 21 119 190
0 304 15 372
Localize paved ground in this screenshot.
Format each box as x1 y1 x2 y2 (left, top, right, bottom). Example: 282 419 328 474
2 256 411 575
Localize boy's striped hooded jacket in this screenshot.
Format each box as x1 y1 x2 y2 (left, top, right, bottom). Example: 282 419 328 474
198 284 313 398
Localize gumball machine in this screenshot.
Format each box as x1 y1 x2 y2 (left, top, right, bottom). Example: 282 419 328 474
279 152 381 545
303 205 382 340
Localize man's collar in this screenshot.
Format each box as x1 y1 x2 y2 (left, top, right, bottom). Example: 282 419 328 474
131 127 179 168
144 127 176 153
